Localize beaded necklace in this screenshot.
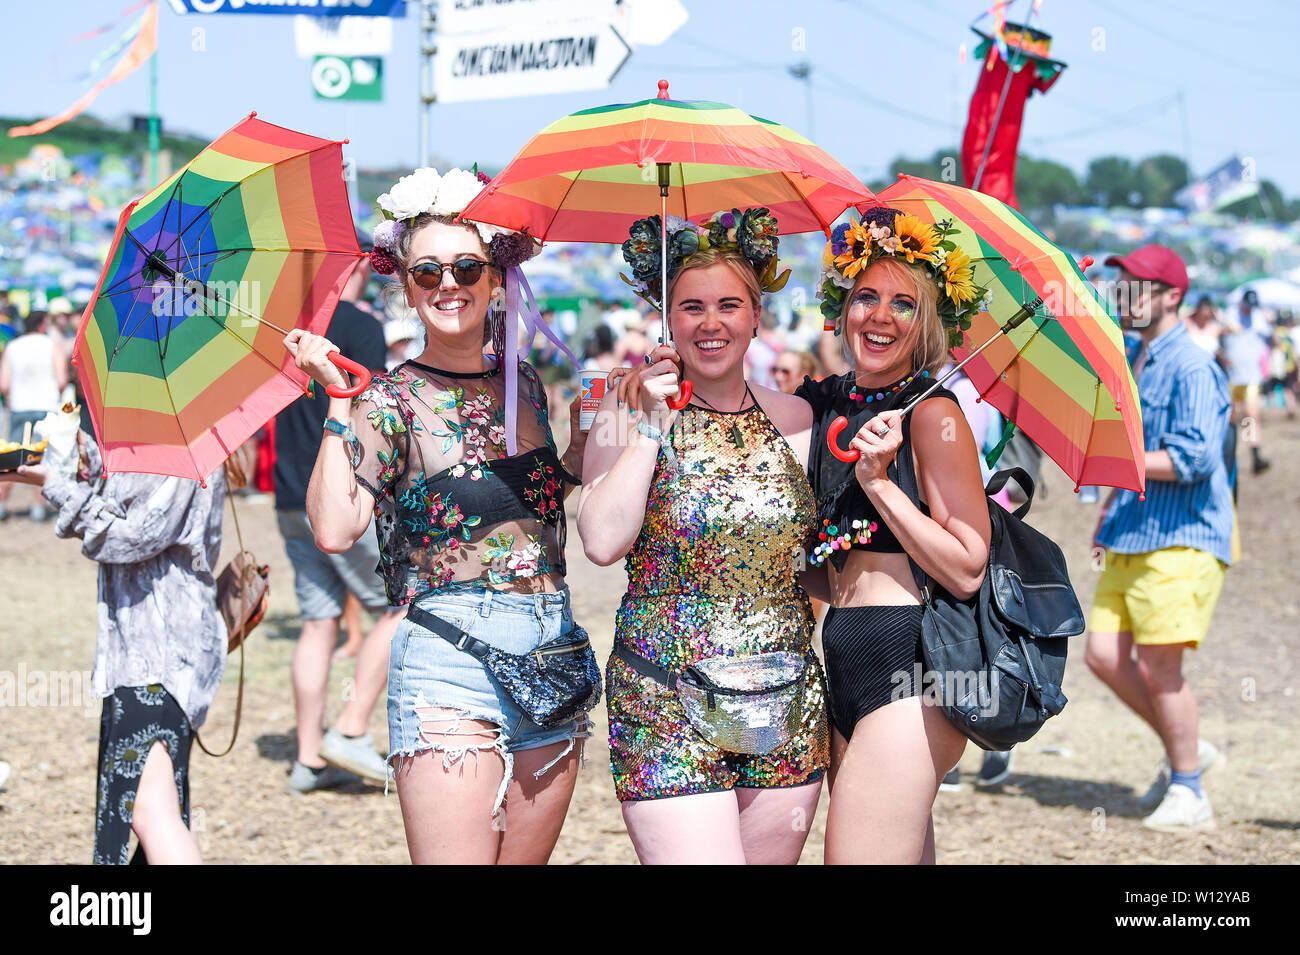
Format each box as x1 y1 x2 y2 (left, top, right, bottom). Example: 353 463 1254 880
809 517 878 567
847 369 929 404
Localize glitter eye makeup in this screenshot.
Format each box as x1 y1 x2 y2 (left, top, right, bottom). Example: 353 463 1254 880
890 298 916 320
852 289 915 320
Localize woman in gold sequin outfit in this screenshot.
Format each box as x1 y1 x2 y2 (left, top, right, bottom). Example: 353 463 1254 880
579 211 828 864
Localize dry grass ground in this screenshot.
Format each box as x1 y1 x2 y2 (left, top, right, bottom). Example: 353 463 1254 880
1 415 1296 864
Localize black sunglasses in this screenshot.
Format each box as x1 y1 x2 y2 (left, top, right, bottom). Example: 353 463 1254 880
409 258 488 290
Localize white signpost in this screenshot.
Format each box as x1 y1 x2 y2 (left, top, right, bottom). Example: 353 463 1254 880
433 20 631 103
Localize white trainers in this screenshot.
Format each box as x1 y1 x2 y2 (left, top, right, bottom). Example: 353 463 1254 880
1142 783 1214 832
0 760 10 791
318 728 388 785
1137 739 1225 812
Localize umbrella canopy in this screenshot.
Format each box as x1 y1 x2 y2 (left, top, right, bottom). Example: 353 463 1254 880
460 80 874 243
461 81 875 409
867 174 1145 494
74 113 363 481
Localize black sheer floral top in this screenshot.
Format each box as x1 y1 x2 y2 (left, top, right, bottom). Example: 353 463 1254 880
346 357 577 605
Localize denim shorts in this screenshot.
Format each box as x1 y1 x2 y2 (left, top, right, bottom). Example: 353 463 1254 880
386 585 592 817
276 509 388 619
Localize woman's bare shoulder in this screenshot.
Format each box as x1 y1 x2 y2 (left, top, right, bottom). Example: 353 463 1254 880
750 384 812 433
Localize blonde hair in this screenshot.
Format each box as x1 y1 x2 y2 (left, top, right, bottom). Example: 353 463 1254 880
841 256 948 376
667 247 763 312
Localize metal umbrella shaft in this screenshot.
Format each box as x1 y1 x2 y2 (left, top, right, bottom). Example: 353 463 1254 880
898 296 1043 418
135 249 371 399
826 296 1043 461
656 162 692 410
659 162 670 347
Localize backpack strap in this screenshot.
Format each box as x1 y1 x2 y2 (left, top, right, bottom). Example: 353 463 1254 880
895 412 931 601
985 468 1035 520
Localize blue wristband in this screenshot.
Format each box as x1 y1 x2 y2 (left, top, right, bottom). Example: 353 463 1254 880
323 417 356 443
635 417 663 442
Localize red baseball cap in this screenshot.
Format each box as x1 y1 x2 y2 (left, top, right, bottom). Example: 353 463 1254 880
1104 244 1189 294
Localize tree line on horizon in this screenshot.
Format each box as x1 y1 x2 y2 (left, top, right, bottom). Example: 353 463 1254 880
874 150 1300 223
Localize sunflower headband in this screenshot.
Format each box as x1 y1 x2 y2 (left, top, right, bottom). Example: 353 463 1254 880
818 206 989 349
620 207 792 309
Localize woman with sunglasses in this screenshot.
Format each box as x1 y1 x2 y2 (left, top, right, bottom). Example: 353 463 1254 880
579 209 829 864
284 168 593 864
800 207 991 863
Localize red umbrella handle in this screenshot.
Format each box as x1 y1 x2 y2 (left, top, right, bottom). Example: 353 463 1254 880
827 416 860 463
325 351 372 399
666 379 693 410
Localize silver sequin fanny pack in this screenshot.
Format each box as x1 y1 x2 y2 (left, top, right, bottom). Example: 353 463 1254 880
614 645 808 754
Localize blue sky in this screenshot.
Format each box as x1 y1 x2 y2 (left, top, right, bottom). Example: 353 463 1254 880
4 0 1298 195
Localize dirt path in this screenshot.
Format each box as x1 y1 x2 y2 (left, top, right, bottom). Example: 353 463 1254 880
1 415 1296 864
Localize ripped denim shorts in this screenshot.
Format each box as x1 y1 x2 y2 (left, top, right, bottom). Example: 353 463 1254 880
386 585 592 817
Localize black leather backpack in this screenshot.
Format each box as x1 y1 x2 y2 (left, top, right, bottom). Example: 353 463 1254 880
896 415 1085 751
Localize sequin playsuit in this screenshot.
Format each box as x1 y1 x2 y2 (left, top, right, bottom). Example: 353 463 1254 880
606 400 830 801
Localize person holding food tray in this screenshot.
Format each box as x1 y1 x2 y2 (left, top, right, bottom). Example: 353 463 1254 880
2 429 228 865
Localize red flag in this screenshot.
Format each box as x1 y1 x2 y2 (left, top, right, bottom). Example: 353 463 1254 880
960 20 1065 209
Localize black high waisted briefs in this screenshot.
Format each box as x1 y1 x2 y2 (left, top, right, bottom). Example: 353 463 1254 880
821 604 925 739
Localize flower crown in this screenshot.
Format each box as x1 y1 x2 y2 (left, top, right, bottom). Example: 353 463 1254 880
369 166 540 275
817 207 989 349
620 207 792 308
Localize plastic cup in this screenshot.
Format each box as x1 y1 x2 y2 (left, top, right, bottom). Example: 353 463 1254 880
579 369 608 432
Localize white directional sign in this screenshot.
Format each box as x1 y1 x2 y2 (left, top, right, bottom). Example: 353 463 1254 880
613 0 688 47
294 15 393 57
438 0 618 35
434 21 631 103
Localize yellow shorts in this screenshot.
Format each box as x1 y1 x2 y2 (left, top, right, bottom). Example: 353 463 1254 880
1230 383 1261 403
1090 547 1226 648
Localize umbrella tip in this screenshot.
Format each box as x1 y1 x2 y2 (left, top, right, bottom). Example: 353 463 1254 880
1139 492 1146 502
1074 484 1081 494
250 110 257 118
1079 255 1094 270
657 79 670 99
200 479 207 489
343 138 350 145
70 356 77 366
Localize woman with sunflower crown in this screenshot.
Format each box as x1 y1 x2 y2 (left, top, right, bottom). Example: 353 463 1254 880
797 205 992 864
579 209 830 864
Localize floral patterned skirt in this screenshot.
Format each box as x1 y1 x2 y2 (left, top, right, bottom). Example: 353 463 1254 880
94 684 193 865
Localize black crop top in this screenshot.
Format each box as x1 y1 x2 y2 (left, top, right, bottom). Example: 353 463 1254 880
797 372 958 569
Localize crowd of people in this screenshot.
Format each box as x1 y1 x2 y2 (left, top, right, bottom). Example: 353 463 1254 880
0 163 1273 865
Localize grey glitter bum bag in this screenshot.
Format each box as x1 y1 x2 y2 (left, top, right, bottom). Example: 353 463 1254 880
614 644 809 754
406 605 601 728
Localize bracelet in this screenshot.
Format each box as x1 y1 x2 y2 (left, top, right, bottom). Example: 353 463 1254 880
635 416 663 442
322 417 356 443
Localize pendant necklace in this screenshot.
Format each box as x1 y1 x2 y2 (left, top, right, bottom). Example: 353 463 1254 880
692 384 756 449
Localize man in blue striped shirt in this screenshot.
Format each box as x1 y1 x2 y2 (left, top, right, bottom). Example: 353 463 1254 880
1085 245 1232 833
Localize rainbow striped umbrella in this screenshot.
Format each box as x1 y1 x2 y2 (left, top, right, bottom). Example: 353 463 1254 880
462 81 874 407
867 175 1144 494
73 113 369 482
460 80 874 242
